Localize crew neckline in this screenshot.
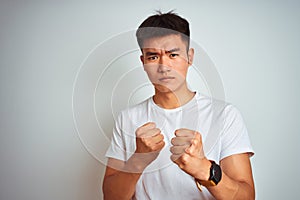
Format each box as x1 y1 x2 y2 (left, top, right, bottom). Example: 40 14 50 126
149 92 199 113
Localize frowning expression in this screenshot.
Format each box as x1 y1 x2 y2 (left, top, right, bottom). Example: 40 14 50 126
140 34 194 93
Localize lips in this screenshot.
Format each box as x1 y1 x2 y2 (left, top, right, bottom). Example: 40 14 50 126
159 76 175 82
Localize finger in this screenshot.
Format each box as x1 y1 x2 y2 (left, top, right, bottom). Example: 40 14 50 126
141 122 156 132
139 132 164 148
152 140 165 151
185 138 198 155
137 127 160 138
194 132 202 142
175 129 197 137
136 122 156 137
170 145 189 155
171 137 192 146
142 122 156 128
170 154 181 163
141 128 161 138
185 134 203 157
152 133 164 144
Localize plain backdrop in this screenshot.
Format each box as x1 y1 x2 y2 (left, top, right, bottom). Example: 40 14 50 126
0 1 299 199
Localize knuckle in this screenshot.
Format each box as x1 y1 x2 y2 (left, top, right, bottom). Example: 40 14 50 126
175 129 181 136
170 155 176 162
169 147 174 153
150 146 156 151
144 140 151 146
192 138 198 145
197 132 202 140
159 142 165 149
171 138 176 145
181 154 189 163
158 134 164 140
172 155 180 162
135 129 142 136
154 128 161 134
170 146 176 153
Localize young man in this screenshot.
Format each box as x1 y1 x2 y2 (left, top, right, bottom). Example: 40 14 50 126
103 12 255 200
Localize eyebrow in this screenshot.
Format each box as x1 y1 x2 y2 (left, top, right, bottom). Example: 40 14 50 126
166 48 180 53
145 52 159 56
144 48 180 56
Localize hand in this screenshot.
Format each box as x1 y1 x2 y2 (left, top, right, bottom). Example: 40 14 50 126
170 128 211 181
134 122 165 166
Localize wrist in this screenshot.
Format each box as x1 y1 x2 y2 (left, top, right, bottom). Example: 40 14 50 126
195 160 222 191
125 153 151 173
194 158 211 181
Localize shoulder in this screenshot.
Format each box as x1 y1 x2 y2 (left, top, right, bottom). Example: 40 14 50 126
120 97 150 115
195 93 244 127
112 97 152 137
195 93 232 113
115 97 151 126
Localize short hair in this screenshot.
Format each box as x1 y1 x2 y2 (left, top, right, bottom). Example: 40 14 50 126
136 11 190 50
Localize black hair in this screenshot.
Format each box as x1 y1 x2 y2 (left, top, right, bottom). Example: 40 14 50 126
136 11 190 50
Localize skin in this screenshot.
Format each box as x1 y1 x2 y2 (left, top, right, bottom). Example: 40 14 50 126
102 34 255 200
141 34 195 109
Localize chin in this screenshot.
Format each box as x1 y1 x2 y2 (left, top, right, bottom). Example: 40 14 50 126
154 84 180 94
154 84 172 92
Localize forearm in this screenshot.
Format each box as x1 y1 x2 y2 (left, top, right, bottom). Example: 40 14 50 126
103 154 151 200
103 170 141 200
103 122 165 199
206 171 255 200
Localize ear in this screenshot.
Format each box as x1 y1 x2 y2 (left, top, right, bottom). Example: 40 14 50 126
140 55 144 65
187 48 194 66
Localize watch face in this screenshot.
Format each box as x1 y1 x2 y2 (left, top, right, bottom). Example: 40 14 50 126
211 161 222 184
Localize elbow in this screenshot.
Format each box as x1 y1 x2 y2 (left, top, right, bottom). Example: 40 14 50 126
233 181 255 200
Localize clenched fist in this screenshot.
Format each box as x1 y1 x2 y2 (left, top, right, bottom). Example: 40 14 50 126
134 122 165 166
170 128 211 181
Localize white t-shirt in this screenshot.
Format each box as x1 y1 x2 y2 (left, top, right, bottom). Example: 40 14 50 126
105 92 254 200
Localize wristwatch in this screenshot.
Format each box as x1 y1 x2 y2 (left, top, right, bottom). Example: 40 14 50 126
195 160 222 191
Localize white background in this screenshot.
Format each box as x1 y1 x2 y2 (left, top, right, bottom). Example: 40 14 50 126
0 1 299 199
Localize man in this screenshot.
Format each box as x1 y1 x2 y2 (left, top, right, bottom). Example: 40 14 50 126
102 11 255 200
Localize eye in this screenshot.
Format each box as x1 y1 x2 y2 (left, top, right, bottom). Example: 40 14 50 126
170 53 179 58
147 56 158 61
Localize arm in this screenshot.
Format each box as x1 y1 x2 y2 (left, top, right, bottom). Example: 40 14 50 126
102 122 165 200
171 129 255 200
102 157 145 200
206 153 255 200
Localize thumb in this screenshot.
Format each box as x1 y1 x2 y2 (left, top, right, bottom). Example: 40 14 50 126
185 138 199 157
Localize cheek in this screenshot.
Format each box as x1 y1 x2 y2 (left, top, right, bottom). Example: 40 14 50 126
173 62 189 77
144 65 157 77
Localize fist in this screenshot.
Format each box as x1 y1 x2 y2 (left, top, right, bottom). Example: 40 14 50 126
170 129 210 180
170 129 203 160
135 122 165 160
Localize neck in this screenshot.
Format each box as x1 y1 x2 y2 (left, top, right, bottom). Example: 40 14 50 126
153 86 195 109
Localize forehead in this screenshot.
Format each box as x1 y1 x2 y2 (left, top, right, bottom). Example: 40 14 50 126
142 34 187 51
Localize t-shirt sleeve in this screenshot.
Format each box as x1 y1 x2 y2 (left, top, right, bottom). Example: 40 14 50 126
105 113 127 161
220 104 254 160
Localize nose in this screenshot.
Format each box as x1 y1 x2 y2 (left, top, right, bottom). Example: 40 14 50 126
158 55 171 73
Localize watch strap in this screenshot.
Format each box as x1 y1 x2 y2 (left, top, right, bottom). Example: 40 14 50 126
195 160 222 191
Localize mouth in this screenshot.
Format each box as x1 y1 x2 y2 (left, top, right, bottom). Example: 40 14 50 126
158 77 175 82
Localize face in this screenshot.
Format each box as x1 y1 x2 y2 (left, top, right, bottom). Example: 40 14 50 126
140 34 194 93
